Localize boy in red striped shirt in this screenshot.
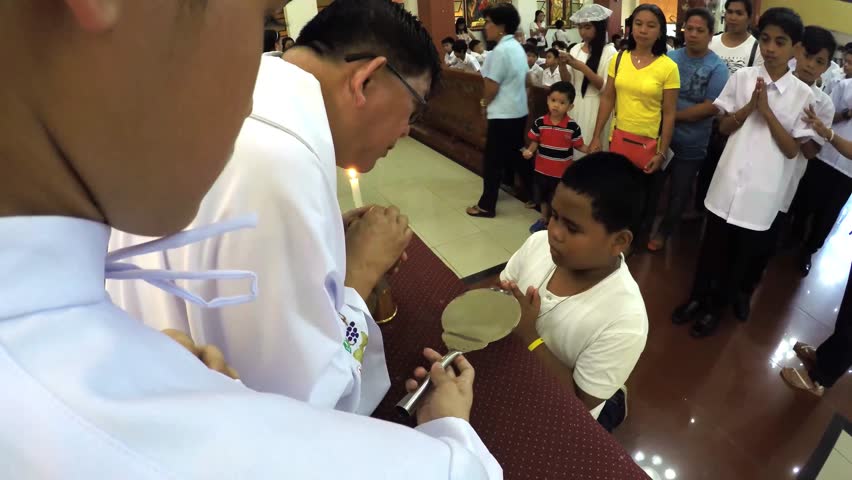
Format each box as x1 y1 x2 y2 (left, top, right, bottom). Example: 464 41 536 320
523 81 588 232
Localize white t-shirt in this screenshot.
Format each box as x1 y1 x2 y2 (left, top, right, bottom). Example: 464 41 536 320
471 51 487 66
450 52 482 74
554 30 572 46
530 21 547 47
710 33 764 75
500 232 648 419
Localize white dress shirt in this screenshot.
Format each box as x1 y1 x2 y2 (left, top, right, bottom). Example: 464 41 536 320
820 78 852 177
780 82 834 213
0 216 502 479
542 65 562 87
528 62 544 87
108 57 389 415
450 52 482 74
706 66 816 231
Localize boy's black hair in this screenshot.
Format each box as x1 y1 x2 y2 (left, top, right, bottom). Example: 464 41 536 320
545 47 560 59
845 42 852 53
297 0 442 95
548 81 576 103
442 36 455 46
523 43 538 56
684 7 715 35
552 40 569 50
469 39 482 50
452 39 468 55
560 152 645 233
801 25 838 59
724 0 753 18
483 3 521 36
555 19 565 29
626 4 669 56
525 38 539 47
263 30 279 53
757 7 803 45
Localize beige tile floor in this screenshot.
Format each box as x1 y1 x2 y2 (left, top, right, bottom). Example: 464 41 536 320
336 137 539 278
816 431 852 480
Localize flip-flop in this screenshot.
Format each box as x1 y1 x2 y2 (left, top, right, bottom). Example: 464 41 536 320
793 342 817 370
466 206 495 218
780 367 824 397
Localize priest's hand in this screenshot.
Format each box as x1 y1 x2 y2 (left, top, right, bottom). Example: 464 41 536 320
345 205 413 299
405 348 475 425
162 329 240 380
342 205 374 232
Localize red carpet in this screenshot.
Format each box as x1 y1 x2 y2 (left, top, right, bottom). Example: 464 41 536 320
374 235 648 479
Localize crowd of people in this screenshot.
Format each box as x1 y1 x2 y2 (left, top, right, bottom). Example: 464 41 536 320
457 1 852 399
3 0 852 476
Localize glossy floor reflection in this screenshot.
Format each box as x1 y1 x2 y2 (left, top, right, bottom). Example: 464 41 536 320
617 202 852 480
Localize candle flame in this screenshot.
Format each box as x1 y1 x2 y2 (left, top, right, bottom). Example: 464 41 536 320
347 168 359 179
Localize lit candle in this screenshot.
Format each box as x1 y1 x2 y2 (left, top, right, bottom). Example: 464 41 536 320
347 168 363 208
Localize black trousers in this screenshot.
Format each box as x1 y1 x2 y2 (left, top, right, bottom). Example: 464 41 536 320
477 116 528 213
696 121 727 211
637 157 704 242
811 263 852 388
741 212 788 295
790 160 852 255
690 212 775 311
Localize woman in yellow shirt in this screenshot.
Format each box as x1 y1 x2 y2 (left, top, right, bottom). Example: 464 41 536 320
589 3 680 248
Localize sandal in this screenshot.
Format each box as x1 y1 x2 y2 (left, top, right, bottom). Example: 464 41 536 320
793 342 817 370
646 236 667 253
466 205 495 218
524 201 537 209
780 367 824 397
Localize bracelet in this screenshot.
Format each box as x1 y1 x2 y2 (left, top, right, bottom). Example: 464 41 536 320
527 337 545 351
829 129 836 144
732 113 742 126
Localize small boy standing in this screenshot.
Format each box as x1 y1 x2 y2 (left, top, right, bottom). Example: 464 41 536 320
523 82 588 232
673 8 816 337
501 152 648 432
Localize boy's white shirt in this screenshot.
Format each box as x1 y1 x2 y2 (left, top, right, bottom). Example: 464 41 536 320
499 232 648 418
707 65 816 231
450 52 482 74
0 216 502 479
780 81 835 213
108 56 389 416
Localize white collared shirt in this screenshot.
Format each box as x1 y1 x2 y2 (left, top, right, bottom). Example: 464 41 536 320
445 51 458 66
820 78 852 177
542 65 562 87
528 62 544 87
108 57 388 415
0 216 502 478
450 52 482 74
706 66 816 231
780 82 835 213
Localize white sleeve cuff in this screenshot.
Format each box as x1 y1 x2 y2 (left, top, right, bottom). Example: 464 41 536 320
416 418 503 479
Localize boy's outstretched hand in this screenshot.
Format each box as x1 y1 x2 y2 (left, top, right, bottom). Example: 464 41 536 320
501 280 541 344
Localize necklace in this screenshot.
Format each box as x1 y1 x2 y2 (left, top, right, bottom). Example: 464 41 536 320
535 265 572 320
